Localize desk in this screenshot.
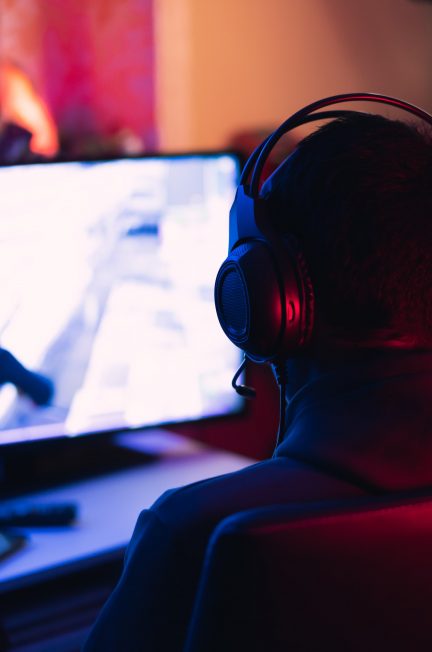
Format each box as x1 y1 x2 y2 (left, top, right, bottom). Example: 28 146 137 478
0 430 254 593
0 431 254 651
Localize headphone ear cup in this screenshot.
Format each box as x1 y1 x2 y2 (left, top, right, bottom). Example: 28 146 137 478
215 241 285 361
214 236 315 362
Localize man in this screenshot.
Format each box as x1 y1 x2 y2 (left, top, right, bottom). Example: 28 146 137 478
84 111 432 651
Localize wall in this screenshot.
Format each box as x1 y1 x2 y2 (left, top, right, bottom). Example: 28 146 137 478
155 0 432 150
3 0 430 152
1 0 156 152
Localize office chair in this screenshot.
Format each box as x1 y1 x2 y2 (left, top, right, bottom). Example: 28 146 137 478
185 496 432 651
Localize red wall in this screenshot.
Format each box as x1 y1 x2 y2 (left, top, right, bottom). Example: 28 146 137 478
1 0 156 152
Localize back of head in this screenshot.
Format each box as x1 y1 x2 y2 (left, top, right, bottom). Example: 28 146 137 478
263 113 432 350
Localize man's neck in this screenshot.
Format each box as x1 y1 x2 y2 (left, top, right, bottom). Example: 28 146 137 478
276 348 425 402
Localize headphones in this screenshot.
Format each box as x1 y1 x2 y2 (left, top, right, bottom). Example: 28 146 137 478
214 93 432 372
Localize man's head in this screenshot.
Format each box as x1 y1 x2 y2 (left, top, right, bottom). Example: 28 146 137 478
262 113 432 351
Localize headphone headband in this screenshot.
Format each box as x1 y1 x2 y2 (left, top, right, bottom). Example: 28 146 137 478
240 109 361 187
246 92 432 195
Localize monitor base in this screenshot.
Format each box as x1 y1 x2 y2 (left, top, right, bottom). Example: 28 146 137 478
0 434 157 497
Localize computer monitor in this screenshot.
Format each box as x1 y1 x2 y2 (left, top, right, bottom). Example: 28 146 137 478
0 153 243 447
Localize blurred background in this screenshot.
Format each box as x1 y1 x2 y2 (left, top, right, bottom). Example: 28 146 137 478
1 0 431 158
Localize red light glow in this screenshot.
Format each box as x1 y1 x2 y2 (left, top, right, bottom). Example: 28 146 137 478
1 61 59 157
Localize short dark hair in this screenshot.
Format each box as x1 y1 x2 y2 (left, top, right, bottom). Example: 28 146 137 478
264 113 432 349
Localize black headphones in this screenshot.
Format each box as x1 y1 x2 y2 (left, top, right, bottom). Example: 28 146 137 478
215 93 432 369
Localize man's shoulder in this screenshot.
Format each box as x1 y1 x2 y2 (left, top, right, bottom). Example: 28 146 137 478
149 456 365 548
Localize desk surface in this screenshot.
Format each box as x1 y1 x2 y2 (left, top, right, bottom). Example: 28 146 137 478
0 430 254 593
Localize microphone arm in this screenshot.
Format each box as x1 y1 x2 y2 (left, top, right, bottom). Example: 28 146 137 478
231 355 256 399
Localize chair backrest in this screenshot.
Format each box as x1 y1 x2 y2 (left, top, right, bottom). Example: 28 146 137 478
184 496 432 652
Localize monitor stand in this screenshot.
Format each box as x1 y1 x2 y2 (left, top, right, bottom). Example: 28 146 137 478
0 433 157 497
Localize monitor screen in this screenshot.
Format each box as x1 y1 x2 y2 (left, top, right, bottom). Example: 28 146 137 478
0 153 243 446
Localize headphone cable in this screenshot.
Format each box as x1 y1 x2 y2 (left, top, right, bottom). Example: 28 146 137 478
273 360 288 450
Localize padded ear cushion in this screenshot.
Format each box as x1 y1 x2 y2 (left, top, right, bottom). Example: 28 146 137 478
214 236 315 362
284 235 315 348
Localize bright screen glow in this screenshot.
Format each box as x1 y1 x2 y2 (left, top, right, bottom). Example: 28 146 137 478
0 154 242 445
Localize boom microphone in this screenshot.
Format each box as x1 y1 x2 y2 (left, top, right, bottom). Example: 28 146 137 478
231 356 256 399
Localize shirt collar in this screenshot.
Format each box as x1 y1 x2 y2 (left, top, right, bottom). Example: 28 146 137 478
276 351 432 492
